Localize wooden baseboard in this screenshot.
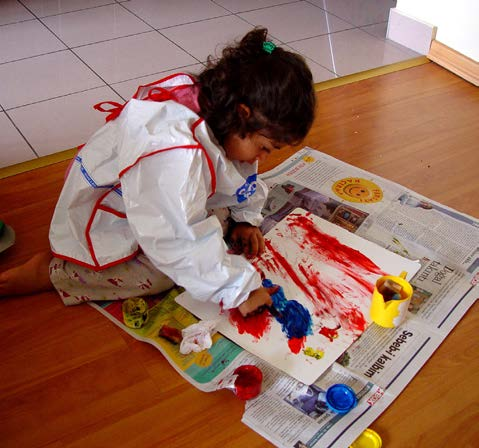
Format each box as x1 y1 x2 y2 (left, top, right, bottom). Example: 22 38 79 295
0 147 77 180
314 56 429 92
428 40 478 86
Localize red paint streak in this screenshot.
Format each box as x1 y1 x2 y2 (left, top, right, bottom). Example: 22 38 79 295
287 213 384 278
250 260 266 280
288 336 306 354
339 307 368 333
298 264 332 305
229 308 272 340
299 263 367 333
255 213 388 337
319 326 340 342
264 239 316 302
255 248 283 275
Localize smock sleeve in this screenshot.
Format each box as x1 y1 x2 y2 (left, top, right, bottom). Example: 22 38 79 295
120 148 261 309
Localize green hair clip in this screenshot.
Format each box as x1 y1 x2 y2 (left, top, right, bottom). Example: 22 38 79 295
262 41 276 54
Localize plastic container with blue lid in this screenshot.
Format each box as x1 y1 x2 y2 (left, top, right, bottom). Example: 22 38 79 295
325 384 358 414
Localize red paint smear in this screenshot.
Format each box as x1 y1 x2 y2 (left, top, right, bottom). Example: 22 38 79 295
264 239 316 302
299 263 368 334
288 214 378 334
288 336 306 354
255 213 386 336
288 213 384 272
339 306 368 333
287 213 384 290
319 326 339 342
250 260 266 280
229 308 272 340
298 264 332 305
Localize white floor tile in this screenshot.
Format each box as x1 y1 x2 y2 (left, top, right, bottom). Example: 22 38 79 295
21 0 113 18
0 0 34 26
9 87 124 157
360 21 388 39
123 0 229 29
73 32 197 84
290 28 416 77
0 51 105 109
0 20 65 63
214 0 293 13
112 63 204 100
314 0 396 27
42 4 152 48
304 59 336 83
239 1 352 43
0 1 419 168
0 112 36 168
161 15 253 62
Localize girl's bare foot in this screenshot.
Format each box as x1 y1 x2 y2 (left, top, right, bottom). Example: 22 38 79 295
0 251 53 296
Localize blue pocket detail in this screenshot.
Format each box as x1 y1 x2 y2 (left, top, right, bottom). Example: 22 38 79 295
236 174 257 203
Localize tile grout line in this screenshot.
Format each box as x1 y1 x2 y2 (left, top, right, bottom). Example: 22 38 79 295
114 1 205 83
0 1 119 24
20 1 143 102
1 0 415 171
7 0 126 154
2 109 40 158
0 56 430 180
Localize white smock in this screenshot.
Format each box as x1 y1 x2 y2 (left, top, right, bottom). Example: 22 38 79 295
49 74 267 309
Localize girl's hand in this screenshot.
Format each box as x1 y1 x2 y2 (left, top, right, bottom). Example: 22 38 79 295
229 222 265 258
238 287 274 317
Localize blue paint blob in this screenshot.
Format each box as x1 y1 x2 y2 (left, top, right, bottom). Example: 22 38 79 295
262 278 313 340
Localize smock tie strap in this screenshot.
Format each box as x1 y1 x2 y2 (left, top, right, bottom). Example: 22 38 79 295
93 101 126 122
147 87 174 102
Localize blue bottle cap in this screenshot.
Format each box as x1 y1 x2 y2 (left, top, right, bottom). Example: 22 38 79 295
325 384 358 414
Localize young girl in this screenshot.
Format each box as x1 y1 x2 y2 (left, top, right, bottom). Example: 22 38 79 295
0 28 316 316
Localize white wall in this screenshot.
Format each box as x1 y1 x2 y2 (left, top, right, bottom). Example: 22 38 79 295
395 0 479 61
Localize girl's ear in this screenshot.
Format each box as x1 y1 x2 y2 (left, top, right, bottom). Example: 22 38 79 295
238 103 251 119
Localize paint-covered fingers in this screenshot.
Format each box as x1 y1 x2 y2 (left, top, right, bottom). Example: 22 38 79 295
238 287 273 317
266 285 280 296
228 222 265 258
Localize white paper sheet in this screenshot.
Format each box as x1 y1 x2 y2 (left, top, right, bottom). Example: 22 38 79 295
177 209 420 384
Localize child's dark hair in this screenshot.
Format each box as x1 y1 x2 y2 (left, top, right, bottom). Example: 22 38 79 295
198 28 316 146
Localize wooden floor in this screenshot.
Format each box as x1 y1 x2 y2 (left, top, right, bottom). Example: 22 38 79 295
1 62 478 448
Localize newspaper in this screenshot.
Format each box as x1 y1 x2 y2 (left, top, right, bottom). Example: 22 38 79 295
90 147 478 447
240 147 478 447
90 288 250 393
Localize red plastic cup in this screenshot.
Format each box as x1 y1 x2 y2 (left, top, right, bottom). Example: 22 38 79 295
226 365 263 400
